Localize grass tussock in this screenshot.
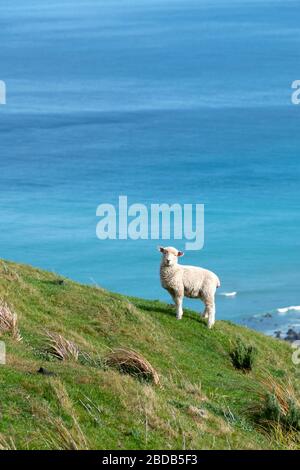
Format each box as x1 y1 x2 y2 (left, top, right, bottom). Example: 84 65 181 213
249 374 300 432
105 348 160 385
265 422 300 449
230 338 256 372
0 301 22 342
45 331 79 361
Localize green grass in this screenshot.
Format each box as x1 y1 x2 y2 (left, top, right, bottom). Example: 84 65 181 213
0 259 299 450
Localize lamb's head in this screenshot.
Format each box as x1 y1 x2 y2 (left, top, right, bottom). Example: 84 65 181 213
158 246 184 267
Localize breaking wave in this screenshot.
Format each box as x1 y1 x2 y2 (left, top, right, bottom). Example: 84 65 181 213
277 306 300 314
220 291 237 297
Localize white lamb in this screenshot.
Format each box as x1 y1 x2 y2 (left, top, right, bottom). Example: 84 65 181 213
158 246 220 328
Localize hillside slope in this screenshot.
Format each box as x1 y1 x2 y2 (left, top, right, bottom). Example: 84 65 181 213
0 260 299 450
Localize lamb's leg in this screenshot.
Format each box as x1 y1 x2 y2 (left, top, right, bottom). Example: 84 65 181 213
200 297 208 318
168 292 177 309
207 305 215 329
175 296 184 320
202 307 209 319
204 298 215 329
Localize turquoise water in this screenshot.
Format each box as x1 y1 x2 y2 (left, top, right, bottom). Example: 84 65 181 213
0 0 300 335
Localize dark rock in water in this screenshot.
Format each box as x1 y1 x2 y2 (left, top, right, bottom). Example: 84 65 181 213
274 330 282 339
263 313 272 318
37 367 56 376
284 329 300 342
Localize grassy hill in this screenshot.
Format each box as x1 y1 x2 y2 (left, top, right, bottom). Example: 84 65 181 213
0 259 299 450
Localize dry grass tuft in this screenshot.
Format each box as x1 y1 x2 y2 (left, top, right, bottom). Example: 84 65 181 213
31 379 89 450
248 373 300 432
46 416 88 450
180 379 206 401
105 348 160 385
0 262 20 282
0 434 17 450
44 331 79 361
265 421 300 449
124 300 140 316
0 301 22 341
187 405 208 419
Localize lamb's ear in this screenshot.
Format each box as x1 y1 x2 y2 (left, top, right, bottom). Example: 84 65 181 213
157 246 165 253
177 251 184 257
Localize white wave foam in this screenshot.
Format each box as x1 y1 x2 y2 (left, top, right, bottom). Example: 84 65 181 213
220 291 237 297
277 306 300 314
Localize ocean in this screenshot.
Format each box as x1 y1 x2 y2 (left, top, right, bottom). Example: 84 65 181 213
0 0 299 337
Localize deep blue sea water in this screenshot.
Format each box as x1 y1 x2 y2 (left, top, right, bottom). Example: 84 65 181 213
0 0 300 336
